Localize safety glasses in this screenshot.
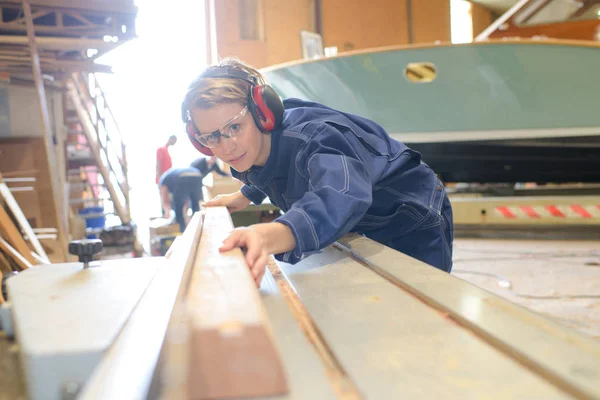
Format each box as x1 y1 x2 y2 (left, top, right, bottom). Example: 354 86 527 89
193 106 249 148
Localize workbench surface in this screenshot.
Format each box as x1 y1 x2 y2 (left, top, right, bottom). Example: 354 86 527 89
3 234 600 400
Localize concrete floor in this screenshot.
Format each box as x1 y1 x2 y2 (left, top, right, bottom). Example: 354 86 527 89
451 238 600 340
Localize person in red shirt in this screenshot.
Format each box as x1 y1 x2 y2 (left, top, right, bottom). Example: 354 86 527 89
155 135 178 184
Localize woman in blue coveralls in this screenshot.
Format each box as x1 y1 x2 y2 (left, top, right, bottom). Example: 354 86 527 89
181 58 454 286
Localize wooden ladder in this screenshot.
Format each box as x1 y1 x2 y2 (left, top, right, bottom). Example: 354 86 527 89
66 72 131 226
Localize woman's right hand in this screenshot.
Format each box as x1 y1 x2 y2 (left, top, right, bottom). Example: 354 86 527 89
202 191 251 213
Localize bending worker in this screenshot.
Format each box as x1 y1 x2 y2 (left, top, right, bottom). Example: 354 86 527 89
158 166 203 232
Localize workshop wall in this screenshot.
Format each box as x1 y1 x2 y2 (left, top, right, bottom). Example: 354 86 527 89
210 0 467 69
471 1 494 37
411 0 451 44
321 0 410 52
213 0 315 68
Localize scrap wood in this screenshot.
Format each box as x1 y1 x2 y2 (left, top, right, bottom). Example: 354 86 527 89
0 170 38 178
0 173 49 263
0 203 37 266
0 251 12 274
0 236 32 270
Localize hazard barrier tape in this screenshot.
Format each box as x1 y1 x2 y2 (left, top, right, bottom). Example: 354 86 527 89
495 205 600 219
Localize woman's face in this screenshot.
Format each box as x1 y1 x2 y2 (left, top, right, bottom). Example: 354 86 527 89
191 103 270 172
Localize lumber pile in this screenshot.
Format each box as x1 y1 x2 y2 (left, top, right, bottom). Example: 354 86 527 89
0 172 51 302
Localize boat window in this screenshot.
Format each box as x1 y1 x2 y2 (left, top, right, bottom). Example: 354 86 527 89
516 0 584 26
404 62 437 83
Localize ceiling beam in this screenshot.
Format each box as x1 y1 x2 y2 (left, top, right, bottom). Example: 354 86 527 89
0 35 119 51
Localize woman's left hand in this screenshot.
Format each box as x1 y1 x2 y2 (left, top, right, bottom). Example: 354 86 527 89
219 227 268 286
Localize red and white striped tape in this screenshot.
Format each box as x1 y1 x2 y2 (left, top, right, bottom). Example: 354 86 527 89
495 205 600 219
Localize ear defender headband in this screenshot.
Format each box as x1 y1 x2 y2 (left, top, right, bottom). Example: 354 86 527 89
182 68 284 156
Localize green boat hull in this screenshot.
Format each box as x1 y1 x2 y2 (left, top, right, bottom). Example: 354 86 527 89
263 40 600 183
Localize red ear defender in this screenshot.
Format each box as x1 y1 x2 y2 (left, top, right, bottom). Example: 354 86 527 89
186 120 214 156
250 84 284 132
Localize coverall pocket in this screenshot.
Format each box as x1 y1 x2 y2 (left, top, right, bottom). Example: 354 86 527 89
355 202 427 236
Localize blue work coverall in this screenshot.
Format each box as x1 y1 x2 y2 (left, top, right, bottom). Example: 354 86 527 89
232 99 454 272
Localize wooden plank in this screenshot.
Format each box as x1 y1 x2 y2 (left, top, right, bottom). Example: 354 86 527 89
0 55 113 73
22 0 68 261
0 199 36 265
158 207 288 399
1 0 137 14
185 207 287 398
0 35 118 51
0 236 33 270
335 235 600 400
0 177 49 263
0 170 39 178
0 251 13 274
279 243 572 399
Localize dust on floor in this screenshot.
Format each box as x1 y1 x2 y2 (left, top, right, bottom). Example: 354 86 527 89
451 238 600 340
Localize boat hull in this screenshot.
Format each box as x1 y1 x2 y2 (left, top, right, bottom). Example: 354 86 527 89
262 40 600 183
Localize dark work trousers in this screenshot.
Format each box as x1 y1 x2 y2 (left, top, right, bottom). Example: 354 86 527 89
172 175 203 232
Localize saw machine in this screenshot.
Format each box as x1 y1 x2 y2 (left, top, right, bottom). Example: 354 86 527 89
1 206 600 400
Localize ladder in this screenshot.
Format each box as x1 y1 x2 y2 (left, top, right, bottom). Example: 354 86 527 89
65 72 140 254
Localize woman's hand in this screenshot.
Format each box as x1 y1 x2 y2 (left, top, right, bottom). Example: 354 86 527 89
219 227 268 286
218 222 297 287
202 191 251 213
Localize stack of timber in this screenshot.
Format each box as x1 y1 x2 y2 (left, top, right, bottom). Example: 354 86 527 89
0 172 50 303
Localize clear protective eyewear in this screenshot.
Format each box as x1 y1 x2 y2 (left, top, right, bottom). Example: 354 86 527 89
194 106 248 148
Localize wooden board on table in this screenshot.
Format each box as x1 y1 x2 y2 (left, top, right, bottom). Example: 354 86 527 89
157 207 288 400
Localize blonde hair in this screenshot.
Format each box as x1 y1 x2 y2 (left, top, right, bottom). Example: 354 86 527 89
182 57 269 117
